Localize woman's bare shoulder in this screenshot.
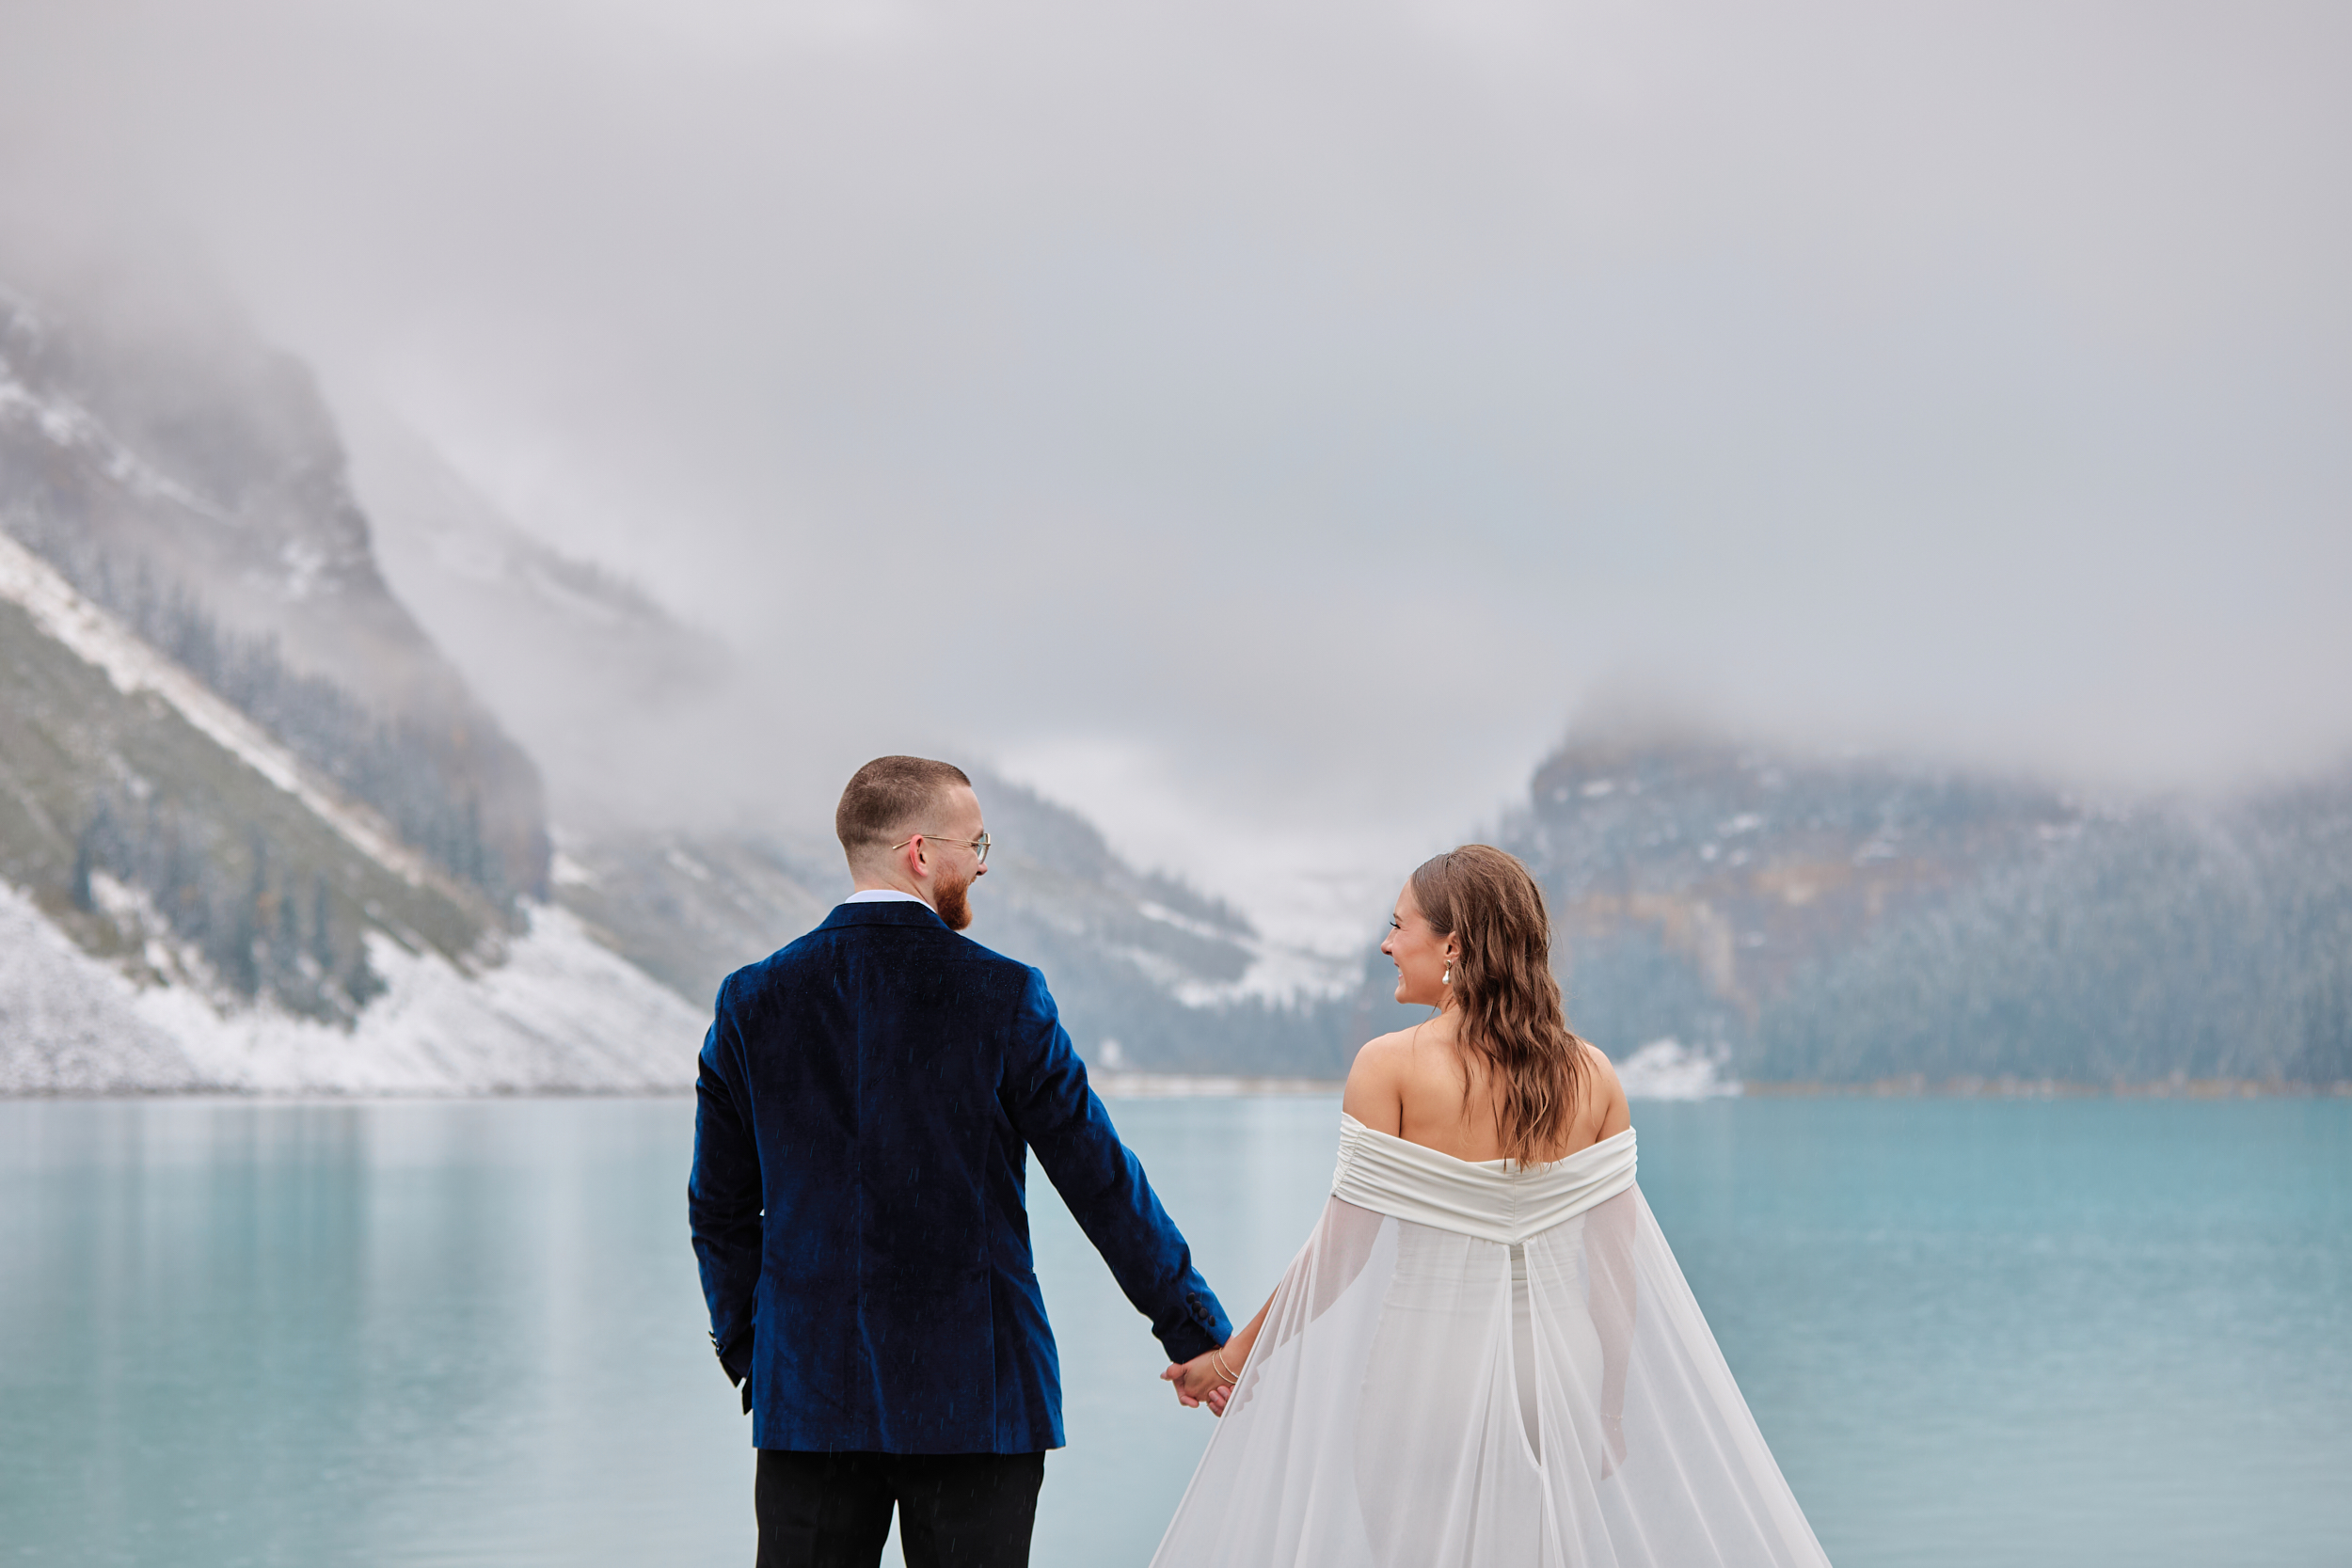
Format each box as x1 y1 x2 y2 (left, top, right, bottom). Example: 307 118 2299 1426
1343 1024 1428 1133
1355 1021 1432 1060
1344 1027 1413 1091
1578 1037 1632 1134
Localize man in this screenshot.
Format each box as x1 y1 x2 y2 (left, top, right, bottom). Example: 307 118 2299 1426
690 755 1232 1568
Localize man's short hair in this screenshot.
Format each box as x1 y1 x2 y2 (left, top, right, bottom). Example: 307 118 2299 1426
835 755 974 857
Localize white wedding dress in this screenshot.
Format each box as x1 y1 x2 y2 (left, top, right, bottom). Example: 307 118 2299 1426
1150 1117 1834 1567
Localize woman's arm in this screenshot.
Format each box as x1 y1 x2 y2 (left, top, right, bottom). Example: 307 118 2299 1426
1587 1189 1636 1472
1165 1036 1406 1415
1582 1045 1635 1470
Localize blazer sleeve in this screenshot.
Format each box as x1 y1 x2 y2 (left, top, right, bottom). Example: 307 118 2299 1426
689 985 763 1386
1001 966 1232 1364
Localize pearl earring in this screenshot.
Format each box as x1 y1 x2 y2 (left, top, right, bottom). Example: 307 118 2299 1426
1441 961 1452 986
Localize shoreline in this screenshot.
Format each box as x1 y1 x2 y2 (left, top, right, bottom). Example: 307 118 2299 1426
4 1076 2347 1103
1091 1073 1344 1098
1740 1075 2352 1100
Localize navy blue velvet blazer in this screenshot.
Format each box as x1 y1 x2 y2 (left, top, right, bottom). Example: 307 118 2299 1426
690 898 1232 1454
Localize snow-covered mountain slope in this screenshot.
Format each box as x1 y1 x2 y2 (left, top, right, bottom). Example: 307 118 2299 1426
0 475 701 1093
547 826 842 1008
538 780 1335 1075
0 877 702 1095
548 765 1360 1071
0 273 548 896
0 529 439 890
0 879 199 1093
143 900 704 1094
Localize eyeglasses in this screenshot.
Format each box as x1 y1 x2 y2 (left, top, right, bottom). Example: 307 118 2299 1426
892 830 991 866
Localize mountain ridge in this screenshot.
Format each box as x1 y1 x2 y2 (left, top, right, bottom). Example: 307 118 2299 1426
6 261 2345 1094
1483 727 2352 1086
1 264 1335 1088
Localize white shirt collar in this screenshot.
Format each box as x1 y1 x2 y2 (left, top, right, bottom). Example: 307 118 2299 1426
844 888 929 905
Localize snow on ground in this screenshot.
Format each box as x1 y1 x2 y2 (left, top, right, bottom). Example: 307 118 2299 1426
0 348 232 526
144 902 707 1094
1169 934 1365 1007
0 880 200 1092
1 884 707 1095
1093 1041 1746 1101
1613 1037 1742 1100
8 871 1733 1101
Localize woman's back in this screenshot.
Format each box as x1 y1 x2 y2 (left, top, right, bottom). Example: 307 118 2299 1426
1344 1016 1631 1166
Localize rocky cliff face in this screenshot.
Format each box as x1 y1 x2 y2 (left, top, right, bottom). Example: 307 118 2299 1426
1510 734 2081 1051
1482 727 2352 1086
1745 774 2352 1085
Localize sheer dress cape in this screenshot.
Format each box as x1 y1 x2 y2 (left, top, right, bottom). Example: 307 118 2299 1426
1149 1116 1833 1568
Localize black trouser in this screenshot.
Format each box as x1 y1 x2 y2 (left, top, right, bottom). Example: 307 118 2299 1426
755 1449 1046 1568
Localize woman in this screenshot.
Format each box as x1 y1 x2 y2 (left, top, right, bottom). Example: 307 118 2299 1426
1151 846 1833 1567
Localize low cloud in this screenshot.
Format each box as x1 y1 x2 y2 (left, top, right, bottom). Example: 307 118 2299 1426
4 0 2348 944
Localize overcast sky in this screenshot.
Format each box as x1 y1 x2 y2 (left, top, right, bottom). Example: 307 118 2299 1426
4 0 2348 948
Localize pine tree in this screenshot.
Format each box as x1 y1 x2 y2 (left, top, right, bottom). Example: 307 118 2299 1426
70 803 106 912
346 933 386 1006
277 873 302 959
310 873 334 967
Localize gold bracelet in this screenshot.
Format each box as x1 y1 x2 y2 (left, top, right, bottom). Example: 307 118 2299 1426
1212 1349 1240 1386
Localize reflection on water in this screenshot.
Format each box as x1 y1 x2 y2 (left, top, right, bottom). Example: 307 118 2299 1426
0 1096 2345 1567
0 1100 753 1566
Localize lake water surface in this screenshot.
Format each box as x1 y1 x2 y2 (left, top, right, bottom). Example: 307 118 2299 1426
1 1095 2344 1567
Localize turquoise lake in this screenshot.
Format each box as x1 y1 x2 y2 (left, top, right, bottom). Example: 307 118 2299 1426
1 1095 2345 1566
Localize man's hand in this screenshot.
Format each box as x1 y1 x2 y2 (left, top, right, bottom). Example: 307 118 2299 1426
713 1329 754 1415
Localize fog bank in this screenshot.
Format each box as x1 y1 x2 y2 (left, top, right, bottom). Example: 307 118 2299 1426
5 0 2347 948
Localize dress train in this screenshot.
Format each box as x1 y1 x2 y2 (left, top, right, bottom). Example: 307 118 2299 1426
1149 1117 1833 1567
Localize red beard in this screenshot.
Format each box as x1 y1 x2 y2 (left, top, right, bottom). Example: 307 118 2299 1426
934 868 976 931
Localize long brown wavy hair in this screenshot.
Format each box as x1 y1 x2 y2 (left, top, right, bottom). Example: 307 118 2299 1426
1410 845 1588 1164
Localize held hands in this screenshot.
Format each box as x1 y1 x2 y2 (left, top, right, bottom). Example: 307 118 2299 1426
1164 1293 1268 1418
1161 1344 1240 1416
